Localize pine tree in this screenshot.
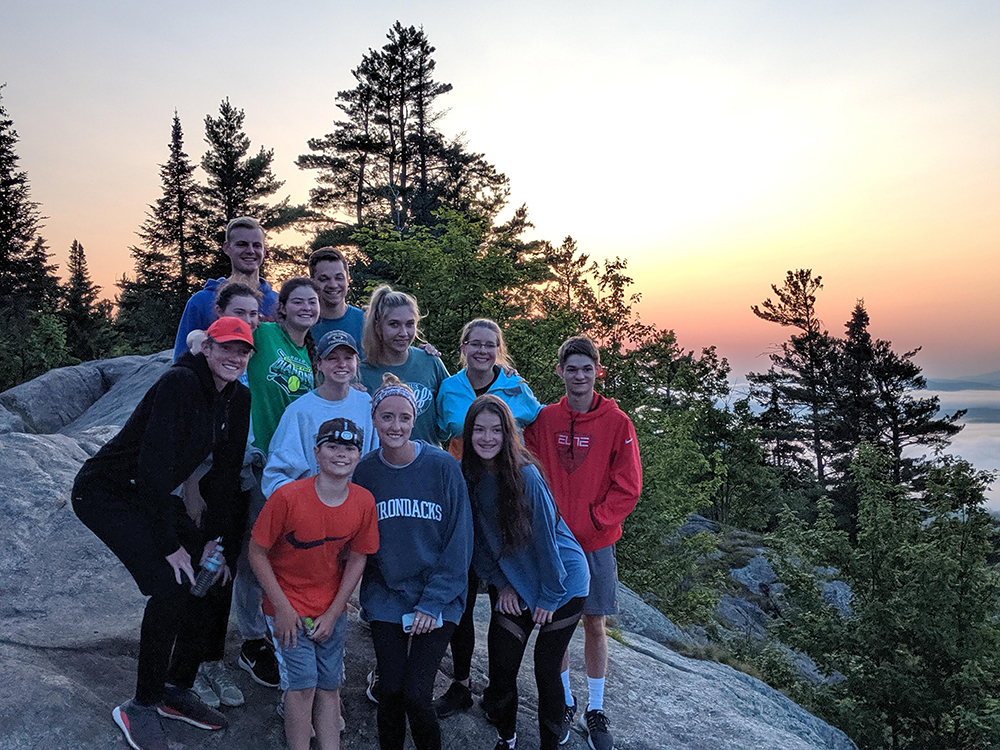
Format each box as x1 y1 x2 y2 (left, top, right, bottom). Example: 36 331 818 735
0 86 67 388
297 22 509 231
61 239 112 362
200 98 305 277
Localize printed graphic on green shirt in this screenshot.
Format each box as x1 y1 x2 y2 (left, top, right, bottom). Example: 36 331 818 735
267 347 313 396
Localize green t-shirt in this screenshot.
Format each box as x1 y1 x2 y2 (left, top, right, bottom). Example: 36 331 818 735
247 322 315 453
360 347 449 447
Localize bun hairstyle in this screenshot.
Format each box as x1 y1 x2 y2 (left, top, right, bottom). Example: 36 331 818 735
461 395 538 551
458 318 514 374
370 372 419 415
362 284 423 366
277 277 321 375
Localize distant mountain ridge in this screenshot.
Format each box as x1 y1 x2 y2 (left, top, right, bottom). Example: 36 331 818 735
925 370 1000 392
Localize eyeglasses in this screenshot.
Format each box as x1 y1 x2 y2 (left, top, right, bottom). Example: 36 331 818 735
463 341 498 350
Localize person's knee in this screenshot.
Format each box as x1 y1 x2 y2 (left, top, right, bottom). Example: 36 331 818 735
582 614 606 638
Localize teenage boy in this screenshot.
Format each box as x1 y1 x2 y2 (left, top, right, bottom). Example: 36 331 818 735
524 336 642 750
308 246 366 359
173 216 278 361
249 418 380 750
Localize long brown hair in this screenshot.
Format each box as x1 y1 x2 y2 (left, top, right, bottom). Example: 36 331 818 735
461 395 538 551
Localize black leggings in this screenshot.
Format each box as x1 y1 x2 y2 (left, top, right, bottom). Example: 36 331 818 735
448 567 479 682
370 620 456 750
483 592 585 750
72 478 212 705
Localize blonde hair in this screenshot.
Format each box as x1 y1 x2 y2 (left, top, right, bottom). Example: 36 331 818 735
370 372 418 415
458 318 513 373
362 285 423 366
224 216 265 243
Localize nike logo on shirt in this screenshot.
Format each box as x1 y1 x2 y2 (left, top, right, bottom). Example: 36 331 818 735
285 531 347 550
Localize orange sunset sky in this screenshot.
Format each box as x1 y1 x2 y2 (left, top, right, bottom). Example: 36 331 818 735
4 0 998 380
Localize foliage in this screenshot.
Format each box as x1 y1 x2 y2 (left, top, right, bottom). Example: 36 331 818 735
298 22 509 231
768 446 1000 749
60 239 114 362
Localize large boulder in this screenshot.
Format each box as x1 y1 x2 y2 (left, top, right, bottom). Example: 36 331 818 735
0 354 857 750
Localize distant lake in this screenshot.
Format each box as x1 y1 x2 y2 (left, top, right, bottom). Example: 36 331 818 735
925 390 1000 510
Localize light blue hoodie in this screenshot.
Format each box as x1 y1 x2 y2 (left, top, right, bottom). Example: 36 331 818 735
436 367 542 442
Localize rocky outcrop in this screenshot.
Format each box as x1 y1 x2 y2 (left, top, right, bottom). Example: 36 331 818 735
0 354 857 749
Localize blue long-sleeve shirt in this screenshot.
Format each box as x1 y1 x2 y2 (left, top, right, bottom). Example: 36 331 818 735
470 463 590 612
172 277 279 361
353 442 473 625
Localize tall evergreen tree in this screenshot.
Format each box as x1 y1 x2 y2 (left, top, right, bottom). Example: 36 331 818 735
200 98 305 277
0 86 67 388
297 22 509 231
61 239 113 362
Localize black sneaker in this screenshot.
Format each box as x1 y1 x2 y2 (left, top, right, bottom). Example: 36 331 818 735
560 695 577 745
157 686 229 730
580 706 613 750
433 681 473 718
112 701 168 750
239 638 280 688
366 669 380 704
493 737 514 750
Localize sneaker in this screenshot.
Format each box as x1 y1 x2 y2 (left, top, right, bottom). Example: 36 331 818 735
157 685 229 730
580 706 613 750
203 660 245 707
365 669 380 704
192 668 220 708
112 700 168 750
239 638 280 688
433 681 473 718
493 738 515 750
560 695 577 745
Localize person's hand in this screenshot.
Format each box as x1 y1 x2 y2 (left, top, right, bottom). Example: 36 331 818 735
198 540 230 585
166 547 195 586
497 587 521 616
411 611 440 635
418 342 441 358
181 478 207 527
310 605 344 643
274 604 301 650
533 606 554 625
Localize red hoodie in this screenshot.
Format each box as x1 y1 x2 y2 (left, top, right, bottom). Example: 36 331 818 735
524 393 642 552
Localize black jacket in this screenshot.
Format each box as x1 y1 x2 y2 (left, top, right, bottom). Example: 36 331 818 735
75 352 251 562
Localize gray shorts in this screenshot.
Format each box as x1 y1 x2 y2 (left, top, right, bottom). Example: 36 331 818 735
583 544 619 616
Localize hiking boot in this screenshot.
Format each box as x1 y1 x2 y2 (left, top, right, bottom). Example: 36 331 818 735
365 669 380 704
433 681 473 718
158 685 229 730
239 638 280 688
580 706 613 750
192 668 220 708
560 695 577 744
202 660 245 707
112 700 168 750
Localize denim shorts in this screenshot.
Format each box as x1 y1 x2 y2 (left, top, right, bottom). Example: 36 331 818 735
266 612 348 692
583 544 619 616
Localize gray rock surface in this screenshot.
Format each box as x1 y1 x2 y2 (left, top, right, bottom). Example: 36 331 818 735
0 354 857 750
0 403 24 434
677 513 721 537
822 580 854 616
612 583 707 650
731 555 778 591
716 594 768 640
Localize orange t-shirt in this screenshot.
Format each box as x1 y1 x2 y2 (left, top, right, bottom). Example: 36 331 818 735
252 478 380 617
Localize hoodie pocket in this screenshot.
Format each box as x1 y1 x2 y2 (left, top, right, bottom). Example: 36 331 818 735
589 503 602 531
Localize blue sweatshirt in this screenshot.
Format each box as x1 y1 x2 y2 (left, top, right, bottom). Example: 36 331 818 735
470 464 590 612
436 367 542 441
172 277 279 361
353 442 473 625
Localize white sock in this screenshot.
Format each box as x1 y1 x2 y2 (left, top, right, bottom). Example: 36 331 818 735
500 733 516 748
587 676 605 712
561 670 573 706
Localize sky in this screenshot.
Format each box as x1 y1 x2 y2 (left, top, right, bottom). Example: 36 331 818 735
3 0 999 381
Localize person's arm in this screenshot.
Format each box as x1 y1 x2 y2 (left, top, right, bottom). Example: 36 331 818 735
310 550 367 642
172 295 207 362
248 539 301 649
527 467 569 613
511 379 543 428
592 417 643 529
415 461 473 622
261 409 312 498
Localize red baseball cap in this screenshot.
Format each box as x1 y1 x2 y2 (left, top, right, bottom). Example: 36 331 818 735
206 316 256 349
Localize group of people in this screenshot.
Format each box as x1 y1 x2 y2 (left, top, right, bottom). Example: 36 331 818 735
72 217 643 750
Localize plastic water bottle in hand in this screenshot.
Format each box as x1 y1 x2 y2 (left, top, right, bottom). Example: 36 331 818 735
191 538 224 597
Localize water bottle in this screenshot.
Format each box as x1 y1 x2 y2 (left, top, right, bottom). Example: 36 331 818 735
191 538 224 597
